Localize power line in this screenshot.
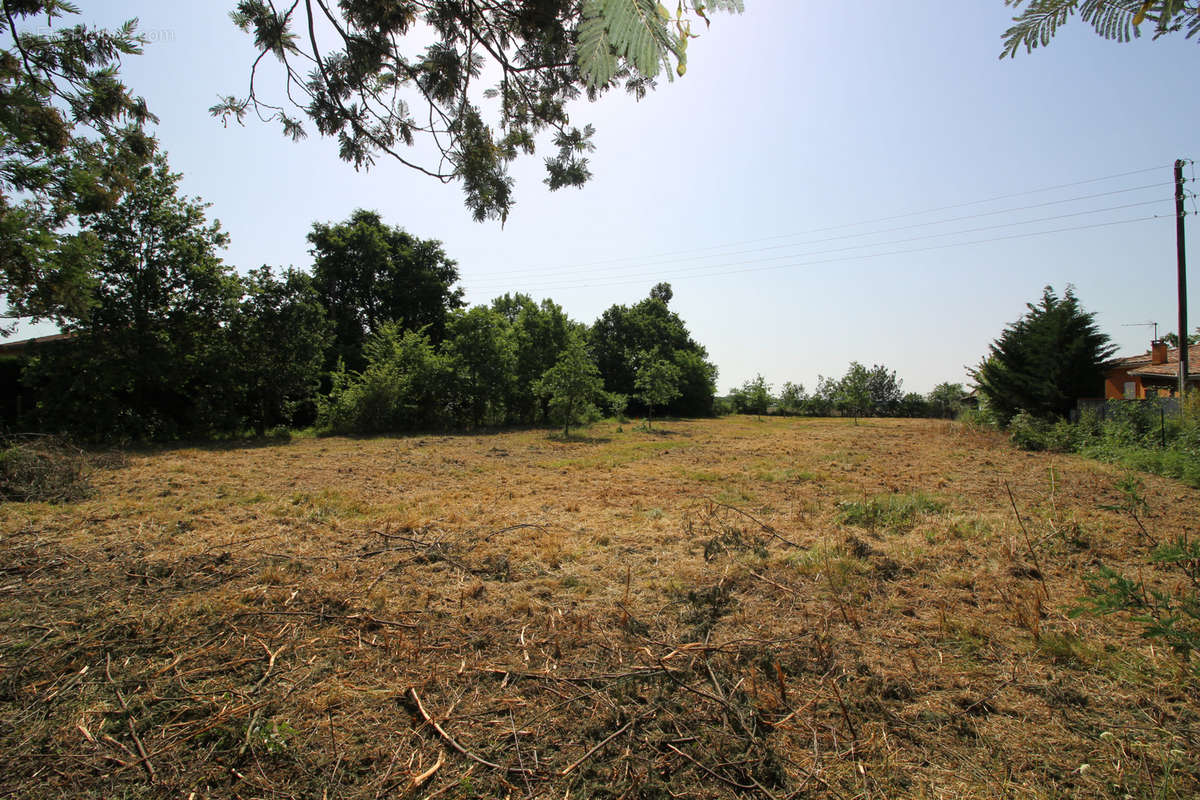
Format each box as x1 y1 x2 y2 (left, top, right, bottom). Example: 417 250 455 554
466 215 1161 294
465 164 1174 278
471 181 1172 284
466 197 1175 290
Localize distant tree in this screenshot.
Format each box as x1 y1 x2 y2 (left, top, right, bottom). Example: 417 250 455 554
590 283 716 416
219 1 742 222
444 306 517 427
1 2 156 330
730 374 773 414
309 210 463 371
897 392 929 417
778 381 806 414
1001 1 1200 59
1162 328 1200 348
231 267 331 434
835 362 872 424
971 286 1115 423
535 332 604 437
927 382 966 419
865 364 903 416
634 353 682 430
28 154 239 440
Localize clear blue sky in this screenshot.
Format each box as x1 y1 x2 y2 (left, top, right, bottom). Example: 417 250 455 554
19 2 1200 394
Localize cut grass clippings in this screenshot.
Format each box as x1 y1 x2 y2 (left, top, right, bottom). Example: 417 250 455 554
1 416 1197 799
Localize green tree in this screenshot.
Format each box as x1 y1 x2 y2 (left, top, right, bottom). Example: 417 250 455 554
308 210 463 371
927 381 965 418
971 286 1115 423
492 292 576 424
1000 1 1199 58
1 1 156 329
28 154 239 440
730 373 772 414
634 352 681 430
535 332 604 437
835 362 872 424
217 1 742 222
590 283 716 417
777 381 806 414
865 364 902 416
318 322 454 433
231 267 331 434
444 305 517 427
1162 328 1200 348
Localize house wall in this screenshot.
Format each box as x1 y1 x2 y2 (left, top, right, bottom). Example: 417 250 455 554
1104 368 1144 399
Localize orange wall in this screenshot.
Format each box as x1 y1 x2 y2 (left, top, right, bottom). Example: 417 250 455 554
1104 369 1144 399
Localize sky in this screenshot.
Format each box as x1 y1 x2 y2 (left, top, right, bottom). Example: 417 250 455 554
14 2 1200 394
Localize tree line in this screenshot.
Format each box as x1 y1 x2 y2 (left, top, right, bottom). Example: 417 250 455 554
5 155 717 442
724 369 965 421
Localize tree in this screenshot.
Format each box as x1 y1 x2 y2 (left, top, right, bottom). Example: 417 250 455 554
777 381 806 414
864 364 902 416
231 267 331 434
492 292 575 424
971 285 1115 423
444 305 517 427
318 322 455 433
1000 1 1200 58
1 1 156 329
835 362 872 424
927 381 965 418
729 374 772 414
590 283 716 417
1162 328 1200 348
217 1 743 222
28 154 239 440
309 209 463 371
535 331 604 437
634 352 681 430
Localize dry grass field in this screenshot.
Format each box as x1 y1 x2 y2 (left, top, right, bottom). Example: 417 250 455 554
1 416 1198 799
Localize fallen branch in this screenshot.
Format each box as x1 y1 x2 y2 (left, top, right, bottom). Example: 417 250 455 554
406 688 532 776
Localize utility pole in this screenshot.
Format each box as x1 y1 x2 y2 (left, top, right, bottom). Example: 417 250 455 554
1176 159 1189 398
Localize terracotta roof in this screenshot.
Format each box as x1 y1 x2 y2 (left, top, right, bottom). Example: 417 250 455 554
1107 342 1200 374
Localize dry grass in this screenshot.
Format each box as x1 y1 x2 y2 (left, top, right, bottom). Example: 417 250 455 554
1 416 1197 799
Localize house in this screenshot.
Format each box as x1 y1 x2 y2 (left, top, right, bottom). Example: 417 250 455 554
1103 340 1200 399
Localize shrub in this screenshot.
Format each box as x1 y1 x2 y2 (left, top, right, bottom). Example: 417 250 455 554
1008 411 1051 451
0 435 91 503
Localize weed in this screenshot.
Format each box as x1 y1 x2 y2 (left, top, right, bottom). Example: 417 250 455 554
836 491 945 533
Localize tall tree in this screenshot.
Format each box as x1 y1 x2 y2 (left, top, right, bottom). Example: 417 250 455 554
492 293 576 424
217 1 743 222
444 305 516 427
231 267 331 434
590 283 716 417
1001 1 1200 57
309 209 463 371
972 286 1115 422
29 154 239 440
1 1 156 330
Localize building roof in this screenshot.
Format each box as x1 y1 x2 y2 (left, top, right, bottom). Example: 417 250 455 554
0 332 73 356
1106 342 1200 379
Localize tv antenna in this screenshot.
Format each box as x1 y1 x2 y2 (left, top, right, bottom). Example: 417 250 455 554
1121 321 1159 341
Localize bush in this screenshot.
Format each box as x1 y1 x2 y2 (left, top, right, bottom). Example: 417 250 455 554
0 435 91 503
1008 411 1051 451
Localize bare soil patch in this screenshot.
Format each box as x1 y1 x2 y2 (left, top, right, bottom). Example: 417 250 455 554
1 417 1197 798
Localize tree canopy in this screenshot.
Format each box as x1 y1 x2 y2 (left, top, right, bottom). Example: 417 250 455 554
217 0 742 222
308 209 463 371
1001 1 1200 58
971 286 1115 422
1 0 156 330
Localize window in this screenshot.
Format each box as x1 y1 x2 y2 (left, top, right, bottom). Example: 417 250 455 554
1124 381 1136 400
